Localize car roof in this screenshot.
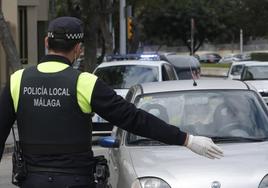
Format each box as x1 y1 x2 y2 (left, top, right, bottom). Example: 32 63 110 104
243 61 268 66
137 80 251 94
230 60 260 66
95 60 168 68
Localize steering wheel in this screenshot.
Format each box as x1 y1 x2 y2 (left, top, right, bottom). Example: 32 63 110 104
141 103 169 122
218 122 252 136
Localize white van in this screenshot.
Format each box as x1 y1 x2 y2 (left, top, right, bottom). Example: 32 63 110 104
227 61 259 80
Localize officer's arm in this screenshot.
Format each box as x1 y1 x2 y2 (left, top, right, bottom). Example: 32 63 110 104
91 79 187 146
91 79 224 159
0 83 16 161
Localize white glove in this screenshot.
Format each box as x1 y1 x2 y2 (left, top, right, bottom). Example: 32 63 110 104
185 135 224 159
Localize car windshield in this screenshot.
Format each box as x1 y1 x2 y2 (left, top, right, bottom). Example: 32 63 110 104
231 65 244 75
127 90 268 145
94 65 159 89
243 66 268 80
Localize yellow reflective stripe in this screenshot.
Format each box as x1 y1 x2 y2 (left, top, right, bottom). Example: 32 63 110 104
77 72 97 113
10 69 25 112
37 62 69 72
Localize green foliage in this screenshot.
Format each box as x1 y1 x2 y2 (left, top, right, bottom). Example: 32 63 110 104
135 0 232 52
201 63 230 68
132 0 268 53
53 0 268 55
250 53 268 61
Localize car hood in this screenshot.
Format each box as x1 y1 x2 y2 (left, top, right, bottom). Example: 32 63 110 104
114 89 129 98
245 80 268 91
128 142 268 188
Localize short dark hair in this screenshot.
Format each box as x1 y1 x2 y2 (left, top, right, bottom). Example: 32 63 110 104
47 38 78 53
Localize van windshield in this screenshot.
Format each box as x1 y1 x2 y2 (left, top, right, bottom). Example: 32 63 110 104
94 65 159 89
243 66 268 80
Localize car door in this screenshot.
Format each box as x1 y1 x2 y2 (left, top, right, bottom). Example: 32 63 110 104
107 127 123 188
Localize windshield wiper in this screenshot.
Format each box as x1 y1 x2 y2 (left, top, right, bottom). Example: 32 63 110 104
128 138 166 146
211 136 268 143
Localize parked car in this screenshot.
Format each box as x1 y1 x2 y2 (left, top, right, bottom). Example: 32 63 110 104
161 54 201 79
227 61 259 80
99 79 268 188
196 53 222 63
240 61 268 104
92 58 178 135
218 53 242 64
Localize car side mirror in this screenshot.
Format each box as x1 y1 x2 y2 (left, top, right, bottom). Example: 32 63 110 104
98 136 120 148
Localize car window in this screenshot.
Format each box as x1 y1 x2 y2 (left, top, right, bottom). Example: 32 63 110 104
94 65 159 89
243 66 268 80
162 64 177 80
161 65 170 81
230 65 244 75
127 90 268 145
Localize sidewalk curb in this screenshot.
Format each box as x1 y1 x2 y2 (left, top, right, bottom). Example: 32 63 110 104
201 67 229 77
201 74 227 78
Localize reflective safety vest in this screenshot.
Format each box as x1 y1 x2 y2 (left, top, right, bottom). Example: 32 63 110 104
10 62 97 154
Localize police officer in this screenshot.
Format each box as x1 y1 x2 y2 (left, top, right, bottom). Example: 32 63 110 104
0 17 223 188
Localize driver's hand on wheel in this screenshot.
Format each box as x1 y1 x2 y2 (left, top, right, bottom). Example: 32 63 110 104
184 134 224 159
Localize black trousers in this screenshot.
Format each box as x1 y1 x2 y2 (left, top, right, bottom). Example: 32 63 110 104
20 172 96 188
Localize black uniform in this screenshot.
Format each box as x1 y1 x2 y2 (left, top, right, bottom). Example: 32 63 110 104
0 17 187 188
0 55 186 186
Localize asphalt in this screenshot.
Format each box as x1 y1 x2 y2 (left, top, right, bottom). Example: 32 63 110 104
3 67 228 155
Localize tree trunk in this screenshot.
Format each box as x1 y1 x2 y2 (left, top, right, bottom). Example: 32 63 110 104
0 9 22 72
99 0 114 55
99 16 113 55
81 0 98 73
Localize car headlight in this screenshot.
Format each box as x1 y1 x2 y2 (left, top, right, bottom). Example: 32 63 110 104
131 177 171 188
259 174 268 188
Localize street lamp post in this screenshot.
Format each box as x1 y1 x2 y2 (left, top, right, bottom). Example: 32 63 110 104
240 29 243 54
119 0 126 54
190 18 195 56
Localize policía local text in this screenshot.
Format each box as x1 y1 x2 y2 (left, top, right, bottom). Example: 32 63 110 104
23 86 70 107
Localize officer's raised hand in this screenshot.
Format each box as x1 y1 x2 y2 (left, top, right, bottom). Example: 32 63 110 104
184 134 224 159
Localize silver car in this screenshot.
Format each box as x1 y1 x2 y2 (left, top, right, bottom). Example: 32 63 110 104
99 80 268 188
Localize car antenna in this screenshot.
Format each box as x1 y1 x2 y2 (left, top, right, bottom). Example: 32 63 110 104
188 56 197 86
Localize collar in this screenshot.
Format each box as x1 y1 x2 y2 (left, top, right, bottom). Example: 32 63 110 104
40 55 72 66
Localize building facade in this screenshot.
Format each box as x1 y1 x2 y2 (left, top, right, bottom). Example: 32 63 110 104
0 0 49 89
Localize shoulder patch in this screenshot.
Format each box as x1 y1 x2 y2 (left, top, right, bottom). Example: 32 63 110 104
10 69 25 112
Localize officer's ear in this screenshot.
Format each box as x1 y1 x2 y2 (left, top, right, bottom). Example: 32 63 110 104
74 42 82 55
44 37 49 49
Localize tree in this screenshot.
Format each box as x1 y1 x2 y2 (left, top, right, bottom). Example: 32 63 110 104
55 0 114 72
133 0 225 53
235 0 268 41
128 0 268 54
0 8 22 72
98 0 114 55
